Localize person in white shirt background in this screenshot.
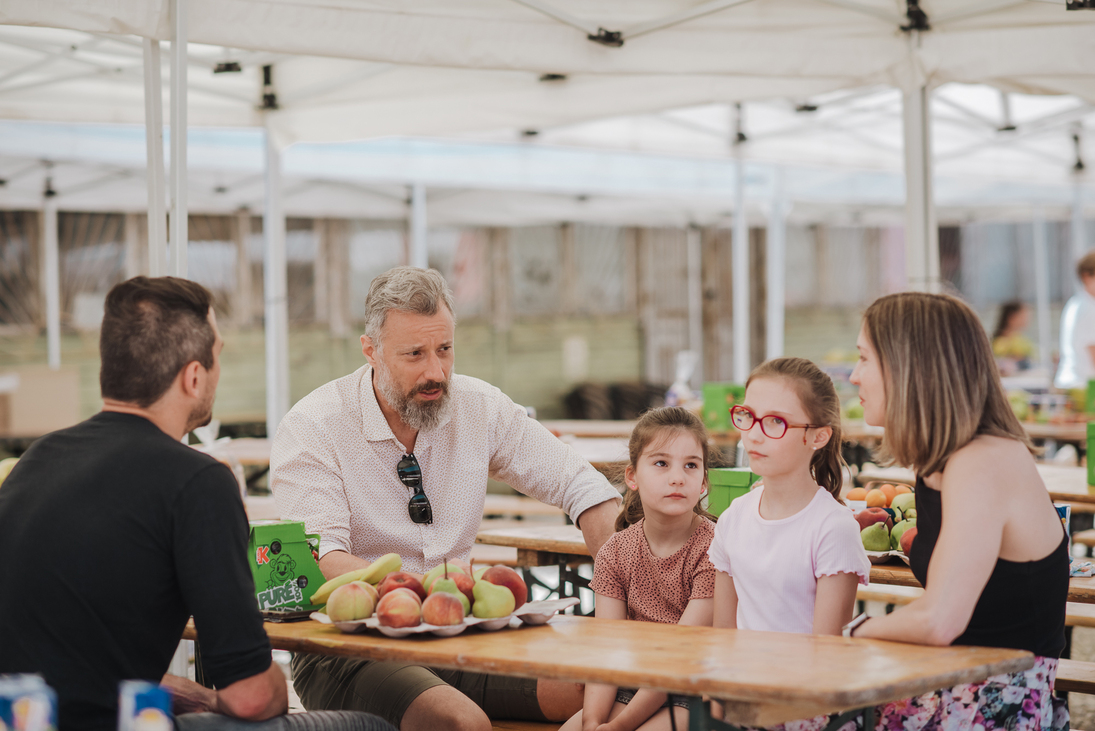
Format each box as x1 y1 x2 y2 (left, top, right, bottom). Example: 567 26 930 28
271 266 621 731
1054 251 1095 395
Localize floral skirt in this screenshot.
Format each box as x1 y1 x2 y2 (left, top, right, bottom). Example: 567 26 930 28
772 656 1068 731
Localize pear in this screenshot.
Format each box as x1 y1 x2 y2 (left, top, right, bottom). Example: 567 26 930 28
891 492 916 516
472 580 515 619
431 576 471 615
860 522 890 552
891 519 917 551
423 562 465 591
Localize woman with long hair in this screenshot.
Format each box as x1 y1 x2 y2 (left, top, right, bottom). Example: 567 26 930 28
846 292 1068 731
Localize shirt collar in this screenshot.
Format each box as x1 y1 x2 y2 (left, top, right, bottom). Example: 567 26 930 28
358 364 456 444
359 365 399 443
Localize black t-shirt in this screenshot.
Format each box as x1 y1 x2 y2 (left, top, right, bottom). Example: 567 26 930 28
0 412 272 731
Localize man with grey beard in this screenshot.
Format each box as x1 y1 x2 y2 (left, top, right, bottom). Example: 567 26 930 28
270 266 621 731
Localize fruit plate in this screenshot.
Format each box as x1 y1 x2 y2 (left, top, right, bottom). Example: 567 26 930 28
310 597 581 637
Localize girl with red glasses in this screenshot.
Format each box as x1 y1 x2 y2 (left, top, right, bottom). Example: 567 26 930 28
709 357 869 636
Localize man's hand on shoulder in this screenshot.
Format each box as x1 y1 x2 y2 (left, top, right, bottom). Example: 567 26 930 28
215 661 288 721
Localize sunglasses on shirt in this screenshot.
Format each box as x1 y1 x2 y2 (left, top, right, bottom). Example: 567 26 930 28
397 453 433 525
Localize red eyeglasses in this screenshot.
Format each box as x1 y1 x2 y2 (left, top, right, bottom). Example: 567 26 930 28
730 405 824 443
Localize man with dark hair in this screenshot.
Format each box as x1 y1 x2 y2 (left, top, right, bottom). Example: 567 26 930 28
0 277 390 731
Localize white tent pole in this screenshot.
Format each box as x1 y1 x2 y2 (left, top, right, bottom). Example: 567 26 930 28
766 167 787 360
142 39 166 277
410 183 428 268
902 82 940 294
264 122 290 440
42 190 60 370
1032 210 1052 373
732 104 750 382
169 0 188 278
686 224 703 388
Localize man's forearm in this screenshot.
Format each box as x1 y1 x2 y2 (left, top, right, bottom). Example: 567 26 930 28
576 498 620 560
317 549 371 580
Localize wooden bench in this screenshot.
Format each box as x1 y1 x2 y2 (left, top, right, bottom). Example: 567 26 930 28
1056 659 1095 695
858 585 1095 629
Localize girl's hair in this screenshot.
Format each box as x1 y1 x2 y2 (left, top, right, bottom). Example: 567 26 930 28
992 300 1026 341
746 357 846 502
616 407 717 532
862 292 1030 476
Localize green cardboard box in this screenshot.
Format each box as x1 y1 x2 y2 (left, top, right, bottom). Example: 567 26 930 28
707 467 759 518
1088 423 1095 488
248 520 327 610
1087 380 1095 414
702 383 745 433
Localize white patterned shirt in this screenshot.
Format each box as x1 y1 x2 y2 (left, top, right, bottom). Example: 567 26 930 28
270 365 620 574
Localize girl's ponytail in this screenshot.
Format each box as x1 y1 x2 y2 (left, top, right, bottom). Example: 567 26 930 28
746 357 847 504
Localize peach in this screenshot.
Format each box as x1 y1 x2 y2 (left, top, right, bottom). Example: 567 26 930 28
326 581 376 622
376 587 422 628
865 489 888 508
900 526 918 555
421 591 466 626
845 487 867 501
481 565 528 610
377 572 427 601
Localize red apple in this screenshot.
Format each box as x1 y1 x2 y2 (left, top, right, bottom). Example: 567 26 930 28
376 588 422 628
482 565 528 610
377 571 427 601
428 572 476 605
421 592 466 626
854 507 893 533
900 526 918 555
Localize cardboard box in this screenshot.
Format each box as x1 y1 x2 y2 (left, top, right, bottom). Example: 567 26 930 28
248 520 327 610
702 383 745 432
1088 422 1095 488
707 467 759 517
0 367 80 438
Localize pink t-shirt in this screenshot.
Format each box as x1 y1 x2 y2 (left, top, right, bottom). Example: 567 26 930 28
707 486 870 634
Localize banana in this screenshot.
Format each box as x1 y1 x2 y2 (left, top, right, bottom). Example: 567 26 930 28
308 553 402 605
359 552 402 585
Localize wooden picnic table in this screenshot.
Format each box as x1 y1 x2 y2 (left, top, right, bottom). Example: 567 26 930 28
478 524 1095 604
182 615 1031 728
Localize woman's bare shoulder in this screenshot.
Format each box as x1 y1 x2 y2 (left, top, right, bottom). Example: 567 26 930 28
937 435 1038 492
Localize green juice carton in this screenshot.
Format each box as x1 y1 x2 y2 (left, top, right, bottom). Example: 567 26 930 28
707 467 759 518
702 383 745 433
247 520 327 610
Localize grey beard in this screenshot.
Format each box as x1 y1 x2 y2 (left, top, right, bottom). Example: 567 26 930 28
374 364 452 432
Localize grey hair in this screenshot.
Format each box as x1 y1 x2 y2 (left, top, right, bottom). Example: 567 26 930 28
363 266 456 348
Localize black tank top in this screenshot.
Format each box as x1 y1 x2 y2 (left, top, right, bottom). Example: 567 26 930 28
909 478 1068 657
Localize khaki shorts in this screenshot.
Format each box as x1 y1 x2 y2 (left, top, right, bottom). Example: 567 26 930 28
291 653 546 728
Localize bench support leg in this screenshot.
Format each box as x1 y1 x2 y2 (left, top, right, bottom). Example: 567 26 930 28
685 697 870 731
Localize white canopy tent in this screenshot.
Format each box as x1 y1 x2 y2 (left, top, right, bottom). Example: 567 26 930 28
2 0 1094 424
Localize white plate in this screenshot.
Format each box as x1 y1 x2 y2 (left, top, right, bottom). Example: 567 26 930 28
311 597 580 636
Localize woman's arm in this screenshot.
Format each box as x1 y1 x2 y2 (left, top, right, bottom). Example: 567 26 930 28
812 572 859 635
582 594 626 731
854 445 1007 645
712 572 738 629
